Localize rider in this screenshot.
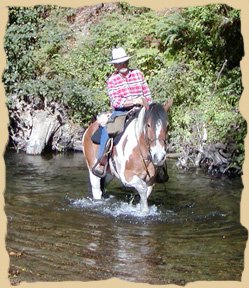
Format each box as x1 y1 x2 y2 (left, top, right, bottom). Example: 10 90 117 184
92 47 152 177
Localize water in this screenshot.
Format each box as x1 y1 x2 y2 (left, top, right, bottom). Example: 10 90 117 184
4 150 247 285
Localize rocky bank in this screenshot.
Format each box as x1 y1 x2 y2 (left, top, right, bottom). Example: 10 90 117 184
8 94 84 154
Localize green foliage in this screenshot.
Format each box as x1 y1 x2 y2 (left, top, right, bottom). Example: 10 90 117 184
4 6 44 90
3 3 245 169
156 4 243 68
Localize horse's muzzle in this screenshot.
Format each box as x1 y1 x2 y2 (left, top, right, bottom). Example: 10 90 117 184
151 151 166 166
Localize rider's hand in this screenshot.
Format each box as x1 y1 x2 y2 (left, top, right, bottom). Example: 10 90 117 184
135 96 149 109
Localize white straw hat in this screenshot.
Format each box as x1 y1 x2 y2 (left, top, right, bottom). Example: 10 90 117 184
108 47 131 64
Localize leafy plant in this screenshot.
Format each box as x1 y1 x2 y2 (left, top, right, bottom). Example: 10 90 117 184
3 3 245 171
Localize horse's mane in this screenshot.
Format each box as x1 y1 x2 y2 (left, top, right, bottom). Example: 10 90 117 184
144 102 168 131
135 102 168 136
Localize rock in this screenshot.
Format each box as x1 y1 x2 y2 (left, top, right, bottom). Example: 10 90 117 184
176 141 239 176
8 94 85 154
51 121 84 152
26 110 61 154
73 139 83 152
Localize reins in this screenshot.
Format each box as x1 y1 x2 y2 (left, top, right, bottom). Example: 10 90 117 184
134 115 152 179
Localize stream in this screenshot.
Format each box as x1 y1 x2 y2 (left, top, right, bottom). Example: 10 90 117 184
4 150 247 285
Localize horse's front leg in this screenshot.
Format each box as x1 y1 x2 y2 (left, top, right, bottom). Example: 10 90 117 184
147 185 154 198
129 176 150 213
89 172 103 199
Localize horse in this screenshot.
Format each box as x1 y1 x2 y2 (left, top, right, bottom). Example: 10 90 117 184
82 99 173 213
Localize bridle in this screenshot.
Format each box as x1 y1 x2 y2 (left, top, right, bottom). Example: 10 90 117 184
144 123 167 161
135 114 168 178
145 135 167 150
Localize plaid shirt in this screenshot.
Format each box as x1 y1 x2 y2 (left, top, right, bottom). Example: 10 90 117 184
107 69 152 109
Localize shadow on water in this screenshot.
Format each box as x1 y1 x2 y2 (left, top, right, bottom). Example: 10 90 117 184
4 150 247 285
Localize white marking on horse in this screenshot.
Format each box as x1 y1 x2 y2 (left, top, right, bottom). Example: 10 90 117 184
112 118 138 185
115 109 152 212
89 171 102 199
113 107 145 177
150 119 166 166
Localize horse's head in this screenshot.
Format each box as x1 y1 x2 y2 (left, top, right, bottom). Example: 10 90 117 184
143 99 173 166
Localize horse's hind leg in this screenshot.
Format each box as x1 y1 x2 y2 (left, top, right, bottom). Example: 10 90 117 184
89 172 103 199
100 174 114 199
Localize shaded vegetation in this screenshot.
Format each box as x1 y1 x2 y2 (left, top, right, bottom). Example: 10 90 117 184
3 2 246 174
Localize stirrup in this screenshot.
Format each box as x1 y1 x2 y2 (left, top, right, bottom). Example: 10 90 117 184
92 161 108 178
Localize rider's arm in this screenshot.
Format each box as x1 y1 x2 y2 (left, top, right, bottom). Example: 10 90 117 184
137 70 152 105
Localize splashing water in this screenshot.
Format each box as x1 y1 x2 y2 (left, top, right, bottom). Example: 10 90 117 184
67 195 228 225
67 196 166 222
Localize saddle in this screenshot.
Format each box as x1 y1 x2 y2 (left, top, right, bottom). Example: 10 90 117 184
91 108 139 145
106 113 128 136
91 108 140 178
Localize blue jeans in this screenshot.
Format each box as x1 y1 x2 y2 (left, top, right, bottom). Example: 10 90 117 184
97 126 109 160
97 110 128 161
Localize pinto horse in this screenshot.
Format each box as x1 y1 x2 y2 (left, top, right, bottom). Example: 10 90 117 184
82 99 173 213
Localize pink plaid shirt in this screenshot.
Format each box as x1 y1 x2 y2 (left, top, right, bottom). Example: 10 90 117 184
107 69 152 109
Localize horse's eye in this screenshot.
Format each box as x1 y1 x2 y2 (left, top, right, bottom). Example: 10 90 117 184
147 123 151 128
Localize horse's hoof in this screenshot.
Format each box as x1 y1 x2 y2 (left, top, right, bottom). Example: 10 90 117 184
156 166 169 183
140 205 149 214
102 192 110 199
141 209 149 215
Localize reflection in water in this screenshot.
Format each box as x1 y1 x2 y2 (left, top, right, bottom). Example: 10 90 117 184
4 150 247 285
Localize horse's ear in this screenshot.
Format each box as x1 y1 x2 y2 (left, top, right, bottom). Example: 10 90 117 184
163 99 173 112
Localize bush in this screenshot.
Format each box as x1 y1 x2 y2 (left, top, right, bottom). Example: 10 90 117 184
3 3 246 169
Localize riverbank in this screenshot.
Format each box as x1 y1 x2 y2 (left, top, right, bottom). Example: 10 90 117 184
6 91 242 177
6 93 242 178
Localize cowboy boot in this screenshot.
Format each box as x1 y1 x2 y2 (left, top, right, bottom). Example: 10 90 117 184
92 139 112 178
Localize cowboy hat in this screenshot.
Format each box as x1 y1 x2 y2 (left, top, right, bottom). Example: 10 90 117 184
108 47 131 64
